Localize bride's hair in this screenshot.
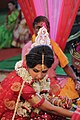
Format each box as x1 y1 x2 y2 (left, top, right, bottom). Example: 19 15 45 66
26 45 54 68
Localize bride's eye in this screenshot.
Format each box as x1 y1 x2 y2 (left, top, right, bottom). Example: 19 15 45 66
33 69 39 73
42 70 48 73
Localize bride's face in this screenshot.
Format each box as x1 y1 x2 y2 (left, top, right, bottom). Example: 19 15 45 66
28 64 48 80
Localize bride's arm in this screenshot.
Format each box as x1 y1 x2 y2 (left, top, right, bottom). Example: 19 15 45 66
28 94 73 118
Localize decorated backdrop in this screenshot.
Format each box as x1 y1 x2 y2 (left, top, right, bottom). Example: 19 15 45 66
18 0 80 51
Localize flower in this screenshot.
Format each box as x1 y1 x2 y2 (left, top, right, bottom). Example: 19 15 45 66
33 108 40 114
32 82 40 94
16 66 32 84
17 101 32 117
15 60 23 71
4 99 15 110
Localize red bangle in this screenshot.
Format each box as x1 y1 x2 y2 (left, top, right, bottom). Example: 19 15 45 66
33 98 45 108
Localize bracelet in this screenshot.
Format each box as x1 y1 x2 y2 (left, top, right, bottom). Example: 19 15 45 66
33 98 45 108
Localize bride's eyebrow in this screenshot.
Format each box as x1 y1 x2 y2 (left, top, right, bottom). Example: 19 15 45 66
33 68 48 73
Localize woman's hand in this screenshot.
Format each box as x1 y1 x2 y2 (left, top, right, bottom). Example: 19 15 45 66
75 81 80 95
51 96 72 109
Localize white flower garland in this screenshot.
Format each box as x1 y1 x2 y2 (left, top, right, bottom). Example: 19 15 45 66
15 61 50 117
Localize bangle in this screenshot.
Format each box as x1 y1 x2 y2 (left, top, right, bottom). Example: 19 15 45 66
33 98 45 108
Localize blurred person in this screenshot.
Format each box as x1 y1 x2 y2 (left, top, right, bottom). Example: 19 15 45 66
0 0 21 48
12 18 32 48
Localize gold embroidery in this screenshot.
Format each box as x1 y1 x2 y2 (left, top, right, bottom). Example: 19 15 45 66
4 99 15 110
11 82 21 92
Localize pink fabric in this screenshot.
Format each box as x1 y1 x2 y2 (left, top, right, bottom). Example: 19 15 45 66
76 44 80 53
33 0 48 16
48 54 59 78
22 41 32 61
55 0 80 50
48 0 62 41
18 0 80 50
22 41 32 67
57 77 68 88
71 107 80 120
33 0 62 41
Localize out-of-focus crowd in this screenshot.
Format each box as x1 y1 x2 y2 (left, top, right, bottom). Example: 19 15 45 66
0 0 32 49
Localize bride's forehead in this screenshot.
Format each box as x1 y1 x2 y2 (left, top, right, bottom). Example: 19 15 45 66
34 64 48 70
34 64 42 69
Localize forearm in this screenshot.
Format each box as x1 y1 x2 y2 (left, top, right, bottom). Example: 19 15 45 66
63 64 77 82
28 94 73 118
40 99 73 117
50 106 73 117
63 64 80 94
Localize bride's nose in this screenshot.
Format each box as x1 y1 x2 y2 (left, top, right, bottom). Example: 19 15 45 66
37 72 43 79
